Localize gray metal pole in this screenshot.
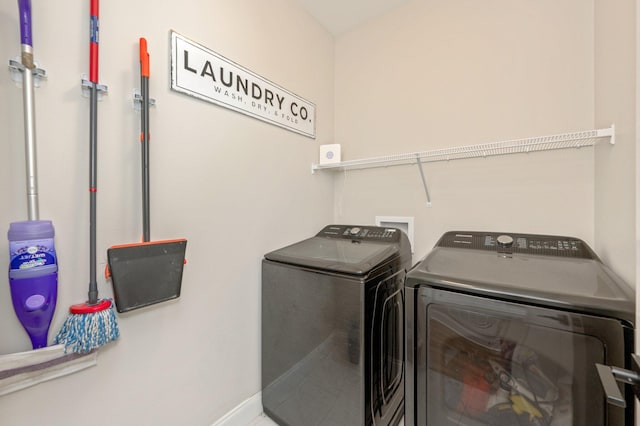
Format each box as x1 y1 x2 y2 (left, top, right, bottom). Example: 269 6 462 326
88 82 98 305
21 48 39 221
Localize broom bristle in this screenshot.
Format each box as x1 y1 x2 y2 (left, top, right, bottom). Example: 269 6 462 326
54 300 119 354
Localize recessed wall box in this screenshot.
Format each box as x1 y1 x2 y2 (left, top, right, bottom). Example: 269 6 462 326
375 216 414 253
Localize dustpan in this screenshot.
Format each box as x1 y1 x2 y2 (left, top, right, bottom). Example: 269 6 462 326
107 38 187 313
107 239 186 313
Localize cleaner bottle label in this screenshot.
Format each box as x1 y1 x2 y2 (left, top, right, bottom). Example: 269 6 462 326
9 238 57 271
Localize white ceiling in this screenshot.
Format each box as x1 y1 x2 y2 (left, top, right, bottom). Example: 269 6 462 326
295 0 411 36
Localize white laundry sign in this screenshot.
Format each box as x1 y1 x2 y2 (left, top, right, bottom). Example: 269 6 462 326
170 31 316 138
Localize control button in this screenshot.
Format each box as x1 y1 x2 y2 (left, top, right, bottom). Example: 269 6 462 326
25 294 46 311
496 235 514 248
516 238 527 249
349 227 361 235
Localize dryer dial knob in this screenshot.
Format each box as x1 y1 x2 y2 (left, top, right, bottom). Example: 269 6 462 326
496 235 514 248
350 227 361 235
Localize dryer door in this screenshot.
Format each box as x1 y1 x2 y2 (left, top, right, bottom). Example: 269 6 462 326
415 287 630 426
369 269 406 425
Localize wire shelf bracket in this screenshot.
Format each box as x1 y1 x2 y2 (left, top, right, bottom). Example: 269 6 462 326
415 153 432 207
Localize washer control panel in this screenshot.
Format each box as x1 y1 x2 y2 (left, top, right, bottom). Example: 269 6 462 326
437 231 594 259
317 225 401 242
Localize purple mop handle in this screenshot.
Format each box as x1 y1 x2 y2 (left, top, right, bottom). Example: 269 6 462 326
18 0 34 69
18 0 32 48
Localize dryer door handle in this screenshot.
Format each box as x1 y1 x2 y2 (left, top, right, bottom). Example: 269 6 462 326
596 353 640 408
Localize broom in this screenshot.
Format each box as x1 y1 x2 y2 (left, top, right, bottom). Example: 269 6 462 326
54 0 118 354
106 39 187 313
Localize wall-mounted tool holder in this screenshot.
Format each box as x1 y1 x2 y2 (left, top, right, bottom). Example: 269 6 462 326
132 89 156 111
80 75 107 100
8 59 46 88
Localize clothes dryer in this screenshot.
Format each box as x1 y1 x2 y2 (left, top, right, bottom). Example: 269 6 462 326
405 231 635 426
262 224 412 426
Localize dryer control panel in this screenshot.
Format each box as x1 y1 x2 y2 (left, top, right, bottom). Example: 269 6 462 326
437 231 595 259
317 224 402 242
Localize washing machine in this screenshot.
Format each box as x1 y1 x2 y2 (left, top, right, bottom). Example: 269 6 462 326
405 231 635 426
262 224 412 425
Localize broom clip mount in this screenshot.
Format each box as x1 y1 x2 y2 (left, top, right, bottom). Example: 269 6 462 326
80 75 108 101
8 58 46 88
132 89 156 111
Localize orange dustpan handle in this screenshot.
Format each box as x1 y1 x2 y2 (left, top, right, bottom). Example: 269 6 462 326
139 38 149 77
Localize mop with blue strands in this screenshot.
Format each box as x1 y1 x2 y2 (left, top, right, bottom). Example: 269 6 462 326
54 0 118 354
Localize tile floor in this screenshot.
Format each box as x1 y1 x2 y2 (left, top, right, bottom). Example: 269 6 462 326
247 413 277 425
248 413 405 425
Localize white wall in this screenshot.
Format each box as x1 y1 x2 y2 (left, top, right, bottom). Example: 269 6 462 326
1 0 636 424
594 0 636 290
0 0 334 424
333 0 600 265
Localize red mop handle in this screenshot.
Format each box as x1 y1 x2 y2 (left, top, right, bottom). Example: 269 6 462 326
89 0 99 83
140 37 149 77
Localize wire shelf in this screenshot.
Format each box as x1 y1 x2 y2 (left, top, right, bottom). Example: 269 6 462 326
312 126 615 173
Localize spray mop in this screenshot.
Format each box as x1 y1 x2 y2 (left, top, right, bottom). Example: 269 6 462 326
7 0 59 350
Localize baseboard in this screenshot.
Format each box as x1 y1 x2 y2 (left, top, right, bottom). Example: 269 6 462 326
212 391 263 426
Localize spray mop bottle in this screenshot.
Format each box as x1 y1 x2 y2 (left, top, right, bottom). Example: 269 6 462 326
8 222 58 349
7 0 58 350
